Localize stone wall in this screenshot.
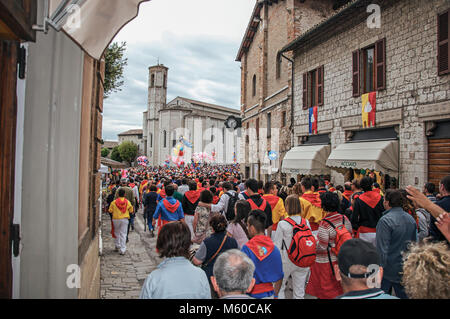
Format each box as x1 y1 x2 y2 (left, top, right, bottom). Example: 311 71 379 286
292 0 450 187
239 0 337 180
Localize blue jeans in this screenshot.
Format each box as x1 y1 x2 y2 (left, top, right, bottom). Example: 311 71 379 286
381 278 408 299
144 210 154 231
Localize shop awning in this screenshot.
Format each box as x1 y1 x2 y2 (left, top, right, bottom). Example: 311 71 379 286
101 157 127 169
45 0 150 60
326 140 399 175
281 145 331 175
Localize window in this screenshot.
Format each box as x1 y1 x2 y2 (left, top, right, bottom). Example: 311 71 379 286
438 9 449 75
164 74 167 88
276 54 282 79
163 130 167 148
252 74 257 97
150 133 153 148
302 65 324 109
172 131 177 147
267 113 271 138
211 126 214 142
256 118 260 139
246 122 249 144
362 46 375 94
352 38 386 97
151 74 155 88
282 111 286 127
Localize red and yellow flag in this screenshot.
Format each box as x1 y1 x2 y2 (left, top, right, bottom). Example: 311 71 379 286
362 92 376 128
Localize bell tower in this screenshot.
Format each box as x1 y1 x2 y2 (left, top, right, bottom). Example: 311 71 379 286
146 64 168 165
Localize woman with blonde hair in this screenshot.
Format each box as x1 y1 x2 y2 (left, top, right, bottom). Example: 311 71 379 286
402 240 450 299
274 195 312 299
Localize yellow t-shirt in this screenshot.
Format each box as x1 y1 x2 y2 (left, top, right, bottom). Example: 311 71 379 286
299 192 326 224
263 194 288 224
109 197 133 219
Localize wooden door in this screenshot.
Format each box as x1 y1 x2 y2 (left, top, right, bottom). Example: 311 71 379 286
428 138 450 188
0 40 18 299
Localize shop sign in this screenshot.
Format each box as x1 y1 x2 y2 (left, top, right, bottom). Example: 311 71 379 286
341 161 357 168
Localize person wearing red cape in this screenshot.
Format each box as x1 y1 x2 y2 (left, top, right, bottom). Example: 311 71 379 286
152 184 185 235
351 177 384 247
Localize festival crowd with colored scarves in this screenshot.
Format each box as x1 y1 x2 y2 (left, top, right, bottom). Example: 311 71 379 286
102 168 450 300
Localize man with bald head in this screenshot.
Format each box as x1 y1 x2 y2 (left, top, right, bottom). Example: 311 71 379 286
210 249 256 299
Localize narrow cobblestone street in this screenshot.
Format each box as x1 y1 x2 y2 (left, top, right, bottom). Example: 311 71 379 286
100 209 162 299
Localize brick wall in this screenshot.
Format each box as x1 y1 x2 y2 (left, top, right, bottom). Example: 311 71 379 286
239 0 337 179
292 0 450 187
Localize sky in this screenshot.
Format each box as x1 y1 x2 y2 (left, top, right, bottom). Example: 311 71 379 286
102 0 256 141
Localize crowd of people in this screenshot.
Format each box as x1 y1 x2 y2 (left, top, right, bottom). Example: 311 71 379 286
103 165 450 299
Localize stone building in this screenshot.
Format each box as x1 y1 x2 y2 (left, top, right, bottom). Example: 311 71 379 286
118 129 145 156
279 0 450 189
142 65 241 166
237 0 345 183
0 0 147 299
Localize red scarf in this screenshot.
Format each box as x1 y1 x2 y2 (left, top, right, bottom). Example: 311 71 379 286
358 191 381 209
263 194 280 210
114 198 128 214
185 190 200 204
162 199 180 213
159 189 167 198
373 188 381 194
342 190 354 201
302 192 322 208
246 235 275 262
129 183 136 189
213 196 219 205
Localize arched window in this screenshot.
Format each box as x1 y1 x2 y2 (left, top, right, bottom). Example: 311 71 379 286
252 74 256 97
163 130 167 148
151 73 155 88
163 74 167 88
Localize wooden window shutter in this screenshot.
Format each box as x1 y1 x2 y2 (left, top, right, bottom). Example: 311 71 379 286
303 73 308 109
438 10 449 75
352 50 360 97
375 38 386 90
317 65 324 106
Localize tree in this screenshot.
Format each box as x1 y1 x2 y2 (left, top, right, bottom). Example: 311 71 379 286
104 41 128 98
118 141 138 166
101 148 110 157
111 146 122 163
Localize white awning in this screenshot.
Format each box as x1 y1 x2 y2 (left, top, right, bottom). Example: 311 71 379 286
47 0 149 60
99 164 109 174
326 140 399 175
281 145 331 175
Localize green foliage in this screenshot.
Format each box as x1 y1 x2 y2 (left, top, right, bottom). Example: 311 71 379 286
104 41 128 98
101 148 110 157
118 141 138 165
111 146 122 163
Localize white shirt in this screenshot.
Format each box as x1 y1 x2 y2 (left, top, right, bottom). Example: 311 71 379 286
211 190 236 215
273 215 311 253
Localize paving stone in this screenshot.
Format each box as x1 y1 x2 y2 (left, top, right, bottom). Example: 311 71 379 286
100 210 160 299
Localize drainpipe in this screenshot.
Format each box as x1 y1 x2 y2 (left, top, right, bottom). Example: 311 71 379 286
280 52 295 149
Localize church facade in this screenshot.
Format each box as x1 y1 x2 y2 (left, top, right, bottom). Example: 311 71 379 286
142 64 241 166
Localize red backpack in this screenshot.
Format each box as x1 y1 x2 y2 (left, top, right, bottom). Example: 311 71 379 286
323 215 353 256
282 217 317 268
